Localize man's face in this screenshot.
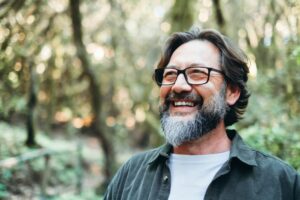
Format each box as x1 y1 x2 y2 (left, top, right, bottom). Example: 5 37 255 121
159 40 228 146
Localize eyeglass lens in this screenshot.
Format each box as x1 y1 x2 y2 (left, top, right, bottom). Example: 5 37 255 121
159 67 210 85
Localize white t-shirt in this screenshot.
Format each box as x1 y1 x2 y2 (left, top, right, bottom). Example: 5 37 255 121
167 151 230 200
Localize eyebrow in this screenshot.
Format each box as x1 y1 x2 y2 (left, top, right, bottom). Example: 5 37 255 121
166 63 210 69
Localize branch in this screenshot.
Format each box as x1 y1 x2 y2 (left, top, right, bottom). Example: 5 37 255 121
0 149 71 168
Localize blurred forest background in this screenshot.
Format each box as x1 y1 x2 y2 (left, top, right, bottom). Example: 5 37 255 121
0 0 299 199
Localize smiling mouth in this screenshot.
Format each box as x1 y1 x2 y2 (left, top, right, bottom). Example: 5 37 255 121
161 92 204 113
173 101 195 107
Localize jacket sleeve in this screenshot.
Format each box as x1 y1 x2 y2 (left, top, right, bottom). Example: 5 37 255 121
103 180 116 200
294 173 300 200
104 162 130 200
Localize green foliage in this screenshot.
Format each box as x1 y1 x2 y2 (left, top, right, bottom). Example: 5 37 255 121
240 40 300 171
293 47 300 65
0 183 9 199
0 169 11 198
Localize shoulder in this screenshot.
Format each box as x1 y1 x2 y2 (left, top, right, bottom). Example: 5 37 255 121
230 130 298 177
251 150 300 197
129 146 163 163
253 150 298 177
120 143 172 170
104 145 167 199
231 134 300 197
109 144 167 183
229 130 299 184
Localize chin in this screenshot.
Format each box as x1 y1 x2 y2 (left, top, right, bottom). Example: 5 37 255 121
169 112 197 121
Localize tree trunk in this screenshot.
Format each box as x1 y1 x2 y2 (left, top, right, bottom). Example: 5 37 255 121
169 0 196 33
69 0 116 189
212 0 226 34
25 64 38 147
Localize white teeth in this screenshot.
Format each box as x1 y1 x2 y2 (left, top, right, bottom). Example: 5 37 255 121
174 101 194 107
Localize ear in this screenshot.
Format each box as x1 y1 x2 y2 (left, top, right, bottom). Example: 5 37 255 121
226 84 240 105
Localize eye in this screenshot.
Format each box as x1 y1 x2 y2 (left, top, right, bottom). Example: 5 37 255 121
187 68 208 80
189 68 206 74
163 70 177 80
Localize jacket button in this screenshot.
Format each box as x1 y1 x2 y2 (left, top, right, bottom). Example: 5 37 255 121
163 175 168 183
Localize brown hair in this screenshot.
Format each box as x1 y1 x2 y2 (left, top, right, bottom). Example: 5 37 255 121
156 28 250 126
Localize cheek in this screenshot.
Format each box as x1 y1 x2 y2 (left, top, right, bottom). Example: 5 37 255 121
196 80 221 93
159 86 171 104
193 83 218 102
194 84 212 96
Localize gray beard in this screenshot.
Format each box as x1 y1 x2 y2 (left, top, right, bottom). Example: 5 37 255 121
160 83 228 147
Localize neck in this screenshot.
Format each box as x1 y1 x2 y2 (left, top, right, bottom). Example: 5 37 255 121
173 121 231 155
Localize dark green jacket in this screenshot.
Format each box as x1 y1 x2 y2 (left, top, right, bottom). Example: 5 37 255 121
104 130 300 200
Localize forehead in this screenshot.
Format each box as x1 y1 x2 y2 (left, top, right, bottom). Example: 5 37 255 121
167 40 221 70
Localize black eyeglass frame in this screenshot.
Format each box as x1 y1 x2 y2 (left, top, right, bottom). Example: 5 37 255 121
154 66 225 86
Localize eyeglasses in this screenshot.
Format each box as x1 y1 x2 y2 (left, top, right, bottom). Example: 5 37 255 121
154 66 224 86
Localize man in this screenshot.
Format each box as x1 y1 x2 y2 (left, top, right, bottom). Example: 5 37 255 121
104 28 300 200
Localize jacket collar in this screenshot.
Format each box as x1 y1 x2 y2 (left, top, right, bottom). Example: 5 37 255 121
148 129 257 167
148 143 172 165
227 129 257 166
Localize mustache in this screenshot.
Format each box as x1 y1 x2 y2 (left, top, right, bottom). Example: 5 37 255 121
160 92 204 113
167 92 202 102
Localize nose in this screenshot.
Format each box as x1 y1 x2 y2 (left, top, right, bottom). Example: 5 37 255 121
171 74 192 93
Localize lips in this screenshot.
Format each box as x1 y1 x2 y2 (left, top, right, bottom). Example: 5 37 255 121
160 92 203 113
169 99 199 116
